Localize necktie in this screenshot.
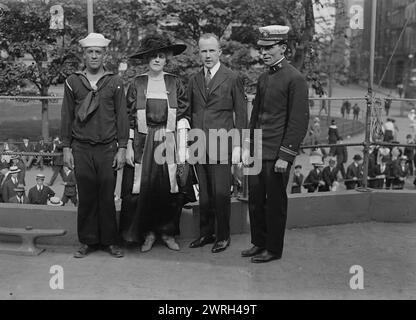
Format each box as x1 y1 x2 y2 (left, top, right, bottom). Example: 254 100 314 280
205 69 212 89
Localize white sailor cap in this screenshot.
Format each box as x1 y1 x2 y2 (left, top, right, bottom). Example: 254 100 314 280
257 25 290 46
79 33 111 48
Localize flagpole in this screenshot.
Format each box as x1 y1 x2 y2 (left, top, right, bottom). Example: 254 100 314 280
360 0 377 190
87 0 93 33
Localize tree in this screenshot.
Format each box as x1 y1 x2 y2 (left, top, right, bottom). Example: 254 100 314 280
0 0 84 140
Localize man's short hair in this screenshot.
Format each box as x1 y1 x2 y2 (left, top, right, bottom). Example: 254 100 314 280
295 165 302 169
198 33 221 46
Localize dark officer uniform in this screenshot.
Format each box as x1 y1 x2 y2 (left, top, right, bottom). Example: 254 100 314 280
248 50 309 257
61 70 128 246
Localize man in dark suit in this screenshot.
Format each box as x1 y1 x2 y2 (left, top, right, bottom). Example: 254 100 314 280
28 173 55 205
322 158 339 191
333 137 348 179
291 165 304 194
242 25 309 263
62 166 78 206
187 33 247 253
2 166 21 203
303 163 325 193
20 138 35 169
47 137 65 186
8 184 30 204
345 154 363 190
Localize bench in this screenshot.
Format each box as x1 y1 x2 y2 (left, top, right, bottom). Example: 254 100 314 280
0 226 66 256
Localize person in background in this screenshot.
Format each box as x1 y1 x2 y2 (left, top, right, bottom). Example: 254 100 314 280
47 136 65 186
384 95 392 116
352 103 360 121
1 166 21 203
303 160 325 193
328 119 340 156
291 165 304 194
371 155 391 189
322 158 339 191
392 155 410 190
403 134 415 176
20 138 35 169
8 184 29 204
62 165 77 206
342 100 351 119
28 173 55 205
9 154 26 185
34 137 47 170
383 118 395 142
345 154 363 190
333 137 348 179
408 109 416 134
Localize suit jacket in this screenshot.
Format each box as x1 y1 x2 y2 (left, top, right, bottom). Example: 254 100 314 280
187 64 247 162
333 145 348 164
28 185 55 205
63 170 77 196
51 141 64 166
322 166 338 190
291 173 304 193
20 143 34 153
8 195 30 204
2 178 19 204
249 59 309 162
346 163 363 180
304 169 323 186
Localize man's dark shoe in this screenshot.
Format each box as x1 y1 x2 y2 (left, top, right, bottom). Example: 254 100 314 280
251 250 281 263
73 244 97 258
211 238 230 253
189 235 215 248
106 245 124 258
241 245 265 257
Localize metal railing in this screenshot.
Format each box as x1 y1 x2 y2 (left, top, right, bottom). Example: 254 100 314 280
2 94 416 199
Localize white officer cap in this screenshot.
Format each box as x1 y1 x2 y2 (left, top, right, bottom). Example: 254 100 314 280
257 25 290 46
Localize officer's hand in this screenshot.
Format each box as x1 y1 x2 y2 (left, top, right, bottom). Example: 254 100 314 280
232 146 241 165
274 159 289 173
126 140 135 167
113 148 126 171
63 147 74 170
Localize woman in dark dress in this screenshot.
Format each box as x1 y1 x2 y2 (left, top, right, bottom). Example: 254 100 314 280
119 34 190 252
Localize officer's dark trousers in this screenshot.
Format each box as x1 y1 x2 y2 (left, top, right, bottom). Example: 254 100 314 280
196 163 231 241
72 140 118 246
248 161 290 257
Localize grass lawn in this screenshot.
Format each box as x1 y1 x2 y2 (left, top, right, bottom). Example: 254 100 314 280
0 99 62 141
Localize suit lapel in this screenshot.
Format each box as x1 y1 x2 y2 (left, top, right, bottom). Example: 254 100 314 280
195 69 207 102
208 64 228 96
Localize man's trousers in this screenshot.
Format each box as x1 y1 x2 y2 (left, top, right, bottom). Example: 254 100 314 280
248 160 291 257
72 140 118 246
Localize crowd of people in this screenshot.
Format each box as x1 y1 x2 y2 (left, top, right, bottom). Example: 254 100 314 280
0 137 77 206
293 133 416 193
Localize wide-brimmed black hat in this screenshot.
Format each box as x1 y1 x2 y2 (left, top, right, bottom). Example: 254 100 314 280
130 34 186 59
